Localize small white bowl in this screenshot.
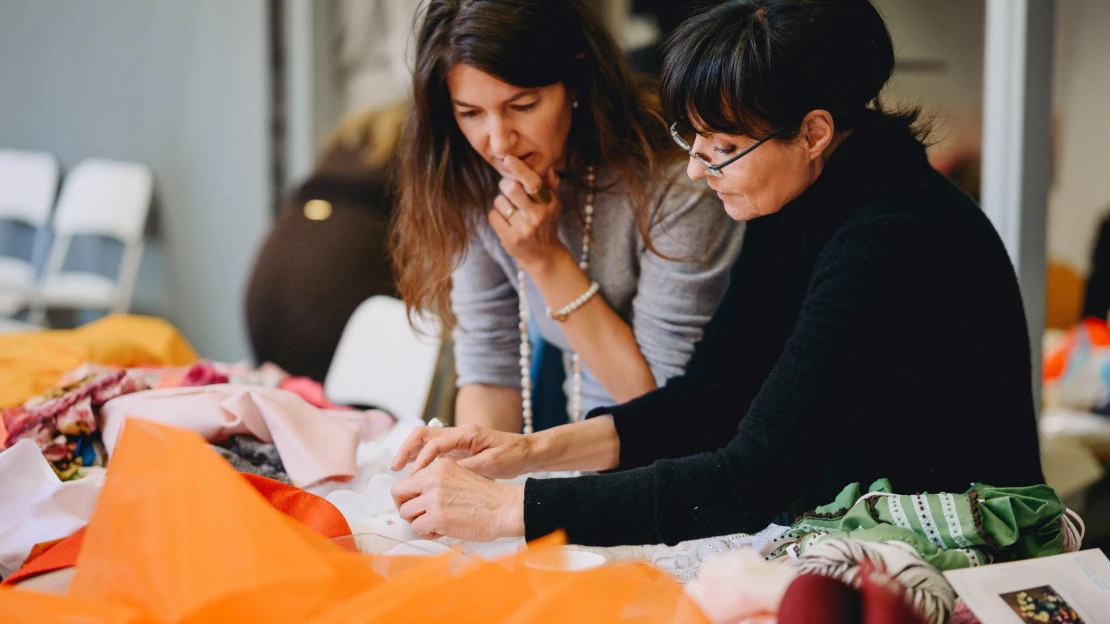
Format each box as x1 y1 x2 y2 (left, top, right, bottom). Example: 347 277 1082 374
524 547 609 572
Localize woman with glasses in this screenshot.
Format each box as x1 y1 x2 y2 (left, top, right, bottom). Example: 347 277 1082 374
391 0 743 434
390 0 1044 546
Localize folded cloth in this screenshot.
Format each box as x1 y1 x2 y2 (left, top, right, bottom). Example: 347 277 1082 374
0 439 106 577
99 385 372 487
767 478 1080 571
0 315 198 410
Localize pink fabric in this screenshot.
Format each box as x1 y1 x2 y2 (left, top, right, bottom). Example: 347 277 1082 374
151 369 189 389
949 600 980 624
280 376 350 411
326 409 396 441
179 362 230 387
99 385 373 487
684 548 798 624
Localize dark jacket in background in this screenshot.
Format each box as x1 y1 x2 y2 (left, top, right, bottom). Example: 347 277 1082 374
245 149 396 382
1082 213 1110 320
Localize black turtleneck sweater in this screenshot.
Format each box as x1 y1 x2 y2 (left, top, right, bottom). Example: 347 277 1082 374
523 119 1045 547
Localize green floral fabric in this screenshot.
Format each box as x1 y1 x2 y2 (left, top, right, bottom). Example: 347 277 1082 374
768 479 1069 571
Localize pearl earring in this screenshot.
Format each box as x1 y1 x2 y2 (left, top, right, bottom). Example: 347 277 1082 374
572 98 579 109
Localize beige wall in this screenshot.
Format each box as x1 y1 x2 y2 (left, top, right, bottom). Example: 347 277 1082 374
1048 0 1110 273
877 0 1110 275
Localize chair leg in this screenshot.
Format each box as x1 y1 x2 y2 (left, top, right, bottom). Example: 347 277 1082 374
111 241 145 314
30 234 71 327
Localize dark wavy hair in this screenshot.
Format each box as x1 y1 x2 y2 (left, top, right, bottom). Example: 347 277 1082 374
660 0 926 141
392 0 677 329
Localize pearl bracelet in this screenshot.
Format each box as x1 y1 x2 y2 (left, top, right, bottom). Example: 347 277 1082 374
546 281 601 322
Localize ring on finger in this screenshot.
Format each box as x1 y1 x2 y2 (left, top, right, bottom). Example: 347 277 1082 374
500 206 517 223
527 184 554 206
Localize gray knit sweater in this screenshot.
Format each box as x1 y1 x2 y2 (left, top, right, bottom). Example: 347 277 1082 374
450 165 744 413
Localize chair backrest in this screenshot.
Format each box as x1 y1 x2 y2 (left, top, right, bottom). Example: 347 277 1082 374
325 296 442 422
52 159 153 242
0 149 59 228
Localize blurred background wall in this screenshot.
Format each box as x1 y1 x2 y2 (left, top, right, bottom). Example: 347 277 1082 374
0 0 271 360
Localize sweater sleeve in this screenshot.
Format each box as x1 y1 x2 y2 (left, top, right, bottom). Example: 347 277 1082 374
630 180 744 385
527 216 924 546
450 230 522 390
584 216 775 470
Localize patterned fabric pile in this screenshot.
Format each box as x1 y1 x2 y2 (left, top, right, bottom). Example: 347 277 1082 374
765 479 1078 571
1 371 147 479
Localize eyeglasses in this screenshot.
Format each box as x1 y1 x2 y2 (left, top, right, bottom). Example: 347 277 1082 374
670 122 778 178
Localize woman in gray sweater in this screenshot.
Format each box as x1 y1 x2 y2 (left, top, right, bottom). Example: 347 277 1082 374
391 0 742 433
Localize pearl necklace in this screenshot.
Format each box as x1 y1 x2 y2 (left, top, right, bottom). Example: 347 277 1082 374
517 166 595 434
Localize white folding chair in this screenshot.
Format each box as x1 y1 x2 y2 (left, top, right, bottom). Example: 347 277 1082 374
29 159 153 325
0 149 59 317
325 296 442 422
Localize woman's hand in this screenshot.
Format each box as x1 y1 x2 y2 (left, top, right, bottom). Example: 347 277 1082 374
488 155 571 273
391 457 525 541
391 423 535 480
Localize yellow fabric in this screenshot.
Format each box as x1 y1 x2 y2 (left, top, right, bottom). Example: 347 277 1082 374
0 419 706 623
0 315 198 408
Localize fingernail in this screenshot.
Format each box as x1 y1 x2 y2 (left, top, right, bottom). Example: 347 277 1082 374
498 178 513 192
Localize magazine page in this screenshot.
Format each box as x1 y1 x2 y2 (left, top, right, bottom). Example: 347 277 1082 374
944 550 1110 623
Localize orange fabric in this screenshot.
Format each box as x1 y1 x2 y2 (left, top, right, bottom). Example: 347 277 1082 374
0 586 155 624
23 538 66 566
65 420 376 623
0 315 198 409
306 533 708 624
308 538 552 623
3 471 350 587
0 421 705 623
1043 317 1110 382
238 473 351 539
3 529 85 585
1044 331 1075 382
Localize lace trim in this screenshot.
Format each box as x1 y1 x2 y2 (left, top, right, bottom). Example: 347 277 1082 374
939 493 973 549
910 494 945 549
888 495 913 531
957 548 982 567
